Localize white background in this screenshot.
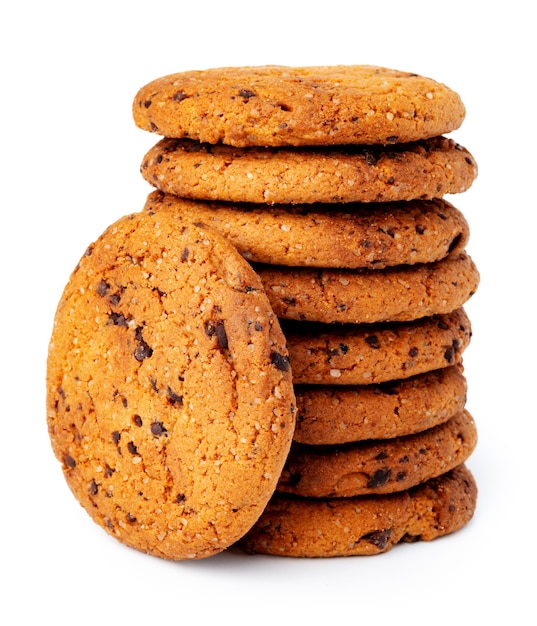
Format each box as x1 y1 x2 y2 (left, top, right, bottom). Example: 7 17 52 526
1 1 534 624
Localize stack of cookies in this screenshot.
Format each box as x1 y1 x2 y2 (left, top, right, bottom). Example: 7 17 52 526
47 65 479 561
133 65 480 557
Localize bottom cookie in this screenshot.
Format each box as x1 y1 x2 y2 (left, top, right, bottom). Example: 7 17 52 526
238 465 477 557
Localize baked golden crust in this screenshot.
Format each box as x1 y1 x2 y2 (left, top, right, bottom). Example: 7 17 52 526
278 410 477 497
133 65 465 147
284 308 472 385
141 137 477 204
239 465 477 557
256 252 479 324
46 211 296 560
293 365 467 444
145 192 470 270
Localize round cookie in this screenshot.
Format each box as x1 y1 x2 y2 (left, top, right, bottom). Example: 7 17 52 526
239 465 477 557
278 410 477 498
133 65 466 147
46 211 296 560
145 192 470 270
294 365 467 445
284 308 472 385
141 137 477 205
257 251 479 324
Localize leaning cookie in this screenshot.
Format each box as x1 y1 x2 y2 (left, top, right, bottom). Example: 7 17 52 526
133 65 465 147
294 365 467 445
145 192 469 269
285 308 472 385
278 410 477 497
46 211 296 560
238 465 477 557
257 252 479 324
141 137 477 204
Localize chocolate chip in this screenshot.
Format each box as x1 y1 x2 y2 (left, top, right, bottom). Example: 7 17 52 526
271 351 290 372
364 151 378 166
444 346 456 363
64 454 76 469
134 327 153 361
363 529 392 549
89 480 99 496
173 91 189 102
339 343 349 354
151 421 167 437
181 247 190 261
365 335 380 349
109 312 130 327
96 280 110 296
127 442 138 455
175 493 186 503
239 89 256 100
367 468 391 488
133 414 143 427
167 387 183 406
415 224 426 235
205 320 228 350
409 347 419 357
112 431 121 445
126 513 137 523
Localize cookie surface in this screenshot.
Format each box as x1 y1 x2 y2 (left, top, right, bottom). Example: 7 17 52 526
285 308 472 385
257 251 479 324
141 137 477 204
294 365 467 445
278 410 477 497
133 65 465 147
145 192 469 270
46 211 296 560
239 465 477 557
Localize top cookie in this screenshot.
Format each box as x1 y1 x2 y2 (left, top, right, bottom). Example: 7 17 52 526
133 65 466 147
46 211 296 560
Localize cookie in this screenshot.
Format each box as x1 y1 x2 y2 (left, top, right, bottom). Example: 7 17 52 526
133 65 465 147
239 464 477 557
257 251 479 324
285 308 472 385
278 410 476 498
140 136 477 205
294 365 467 445
145 192 469 270
46 211 296 560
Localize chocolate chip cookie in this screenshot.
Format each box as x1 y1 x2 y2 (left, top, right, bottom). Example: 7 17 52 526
46 210 296 560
